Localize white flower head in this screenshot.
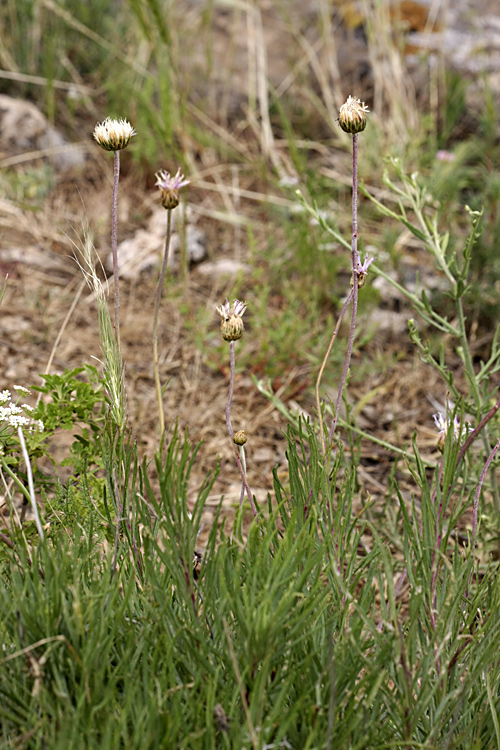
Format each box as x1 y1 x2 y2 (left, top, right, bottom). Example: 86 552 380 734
433 411 469 451
14 385 30 395
216 298 247 320
93 117 136 151
8 415 30 428
0 388 44 434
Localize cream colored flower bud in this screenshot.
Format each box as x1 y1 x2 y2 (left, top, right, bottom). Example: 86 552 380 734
338 96 369 134
216 299 248 342
93 117 136 151
233 430 247 446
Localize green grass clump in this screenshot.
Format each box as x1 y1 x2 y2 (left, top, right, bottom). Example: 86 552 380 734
1 425 500 749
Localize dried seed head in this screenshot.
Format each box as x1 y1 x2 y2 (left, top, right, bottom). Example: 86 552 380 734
338 96 369 134
216 299 248 342
93 117 136 151
155 168 190 209
233 430 247 446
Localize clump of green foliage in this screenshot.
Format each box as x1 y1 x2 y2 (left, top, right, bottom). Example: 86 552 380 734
1 422 500 748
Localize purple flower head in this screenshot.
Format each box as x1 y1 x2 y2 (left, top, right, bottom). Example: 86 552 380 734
216 298 247 321
436 150 455 163
356 254 375 288
155 168 190 209
433 411 470 451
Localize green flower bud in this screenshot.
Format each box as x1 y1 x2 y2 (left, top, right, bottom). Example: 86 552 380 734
233 430 247 446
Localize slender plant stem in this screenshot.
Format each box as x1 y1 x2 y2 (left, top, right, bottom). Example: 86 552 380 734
226 342 236 439
456 298 500 509
153 210 173 439
329 133 360 442
472 438 500 546
0 531 14 550
17 427 44 541
226 341 257 516
0 460 32 508
455 300 481 410
234 447 257 516
111 150 121 342
456 394 500 468
316 290 353 455
238 445 247 505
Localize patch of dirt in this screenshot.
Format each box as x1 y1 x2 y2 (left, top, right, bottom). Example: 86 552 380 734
0 151 466 547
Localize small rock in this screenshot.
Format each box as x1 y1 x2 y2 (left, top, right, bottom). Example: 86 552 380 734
196 258 251 277
0 95 85 171
105 207 207 278
252 447 275 463
0 245 65 271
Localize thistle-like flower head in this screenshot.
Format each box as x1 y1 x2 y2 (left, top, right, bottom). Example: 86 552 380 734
338 96 369 134
216 298 248 342
356 254 375 288
155 168 190 209
433 411 468 451
93 117 136 151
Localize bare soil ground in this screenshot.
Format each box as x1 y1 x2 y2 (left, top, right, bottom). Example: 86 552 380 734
0 150 461 549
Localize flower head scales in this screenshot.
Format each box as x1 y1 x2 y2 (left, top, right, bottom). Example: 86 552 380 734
216 298 248 342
